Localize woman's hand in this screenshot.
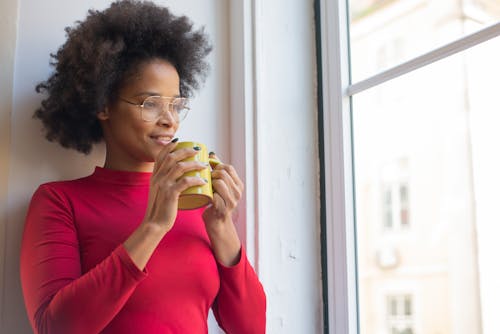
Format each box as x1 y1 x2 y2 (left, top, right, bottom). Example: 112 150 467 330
143 139 208 232
124 139 207 270
202 153 244 266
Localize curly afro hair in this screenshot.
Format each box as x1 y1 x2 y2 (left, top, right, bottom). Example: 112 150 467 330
34 0 212 154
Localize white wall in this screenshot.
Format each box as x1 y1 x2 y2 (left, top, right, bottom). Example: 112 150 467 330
2 0 229 333
1 0 322 333
253 0 322 332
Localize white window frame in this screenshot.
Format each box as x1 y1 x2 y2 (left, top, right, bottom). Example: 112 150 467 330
318 0 500 333
318 0 358 333
229 0 258 267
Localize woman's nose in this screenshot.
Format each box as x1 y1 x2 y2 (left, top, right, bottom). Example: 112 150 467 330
156 106 178 127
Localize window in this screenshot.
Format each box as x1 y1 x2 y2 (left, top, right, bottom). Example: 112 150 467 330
382 186 393 229
382 181 410 230
387 295 414 334
381 159 410 231
318 0 500 333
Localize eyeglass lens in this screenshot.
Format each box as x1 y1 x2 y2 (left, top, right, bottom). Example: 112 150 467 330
141 96 188 121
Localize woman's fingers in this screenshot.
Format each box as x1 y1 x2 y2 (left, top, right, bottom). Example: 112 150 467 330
171 160 208 181
171 175 207 194
154 139 203 171
155 148 245 213
153 160 208 199
210 152 244 187
209 152 244 210
211 178 238 210
211 168 242 202
153 138 179 174
208 152 221 169
215 164 244 190
153 146 205 182
210 192 228 219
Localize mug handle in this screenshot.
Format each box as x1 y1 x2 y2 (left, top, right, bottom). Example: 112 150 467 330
208 158 221 168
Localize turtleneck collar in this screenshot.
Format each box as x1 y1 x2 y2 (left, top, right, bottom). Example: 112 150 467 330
90 166 152 186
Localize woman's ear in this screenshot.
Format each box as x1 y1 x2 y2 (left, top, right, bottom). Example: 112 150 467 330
97 107 110 121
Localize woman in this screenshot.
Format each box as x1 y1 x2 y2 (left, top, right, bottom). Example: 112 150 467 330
20 1 266 333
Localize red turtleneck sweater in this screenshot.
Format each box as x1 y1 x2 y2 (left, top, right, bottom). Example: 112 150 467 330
20 167 266 334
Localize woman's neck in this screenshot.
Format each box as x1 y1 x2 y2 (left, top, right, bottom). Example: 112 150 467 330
102 153 155 173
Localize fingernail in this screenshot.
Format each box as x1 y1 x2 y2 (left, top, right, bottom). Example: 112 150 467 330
193 146 201 151
209 151 215 155
202 178 208 183
171 137 179 143
203 162 210 166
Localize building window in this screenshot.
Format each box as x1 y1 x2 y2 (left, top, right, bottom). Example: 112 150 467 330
382 182 410 230
387 295 414 334
399 184 409 227
381 160 410 231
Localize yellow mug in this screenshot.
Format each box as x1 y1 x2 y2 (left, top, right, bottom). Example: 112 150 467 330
175 141 219 210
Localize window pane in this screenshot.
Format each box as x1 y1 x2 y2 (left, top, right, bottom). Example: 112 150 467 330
353 37 500 334
399 185 408 203
389 297 398 316
348 0 500 82
400 208 409 227
384 187 393 228
404 296 412 316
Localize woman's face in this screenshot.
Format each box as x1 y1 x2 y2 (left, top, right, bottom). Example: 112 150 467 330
98 59 181 172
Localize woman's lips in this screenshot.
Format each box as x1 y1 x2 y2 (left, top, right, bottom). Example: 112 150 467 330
150 135 172 145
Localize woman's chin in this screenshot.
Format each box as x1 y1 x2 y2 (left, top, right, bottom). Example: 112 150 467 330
150 149 163 162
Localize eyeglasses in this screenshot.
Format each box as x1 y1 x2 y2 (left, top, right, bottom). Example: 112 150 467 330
119 96 190 122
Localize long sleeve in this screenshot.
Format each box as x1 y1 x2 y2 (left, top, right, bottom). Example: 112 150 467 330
212 247 267 334
20 184 147 334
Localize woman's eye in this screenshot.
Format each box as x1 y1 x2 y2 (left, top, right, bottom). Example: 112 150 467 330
143 100 159 109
